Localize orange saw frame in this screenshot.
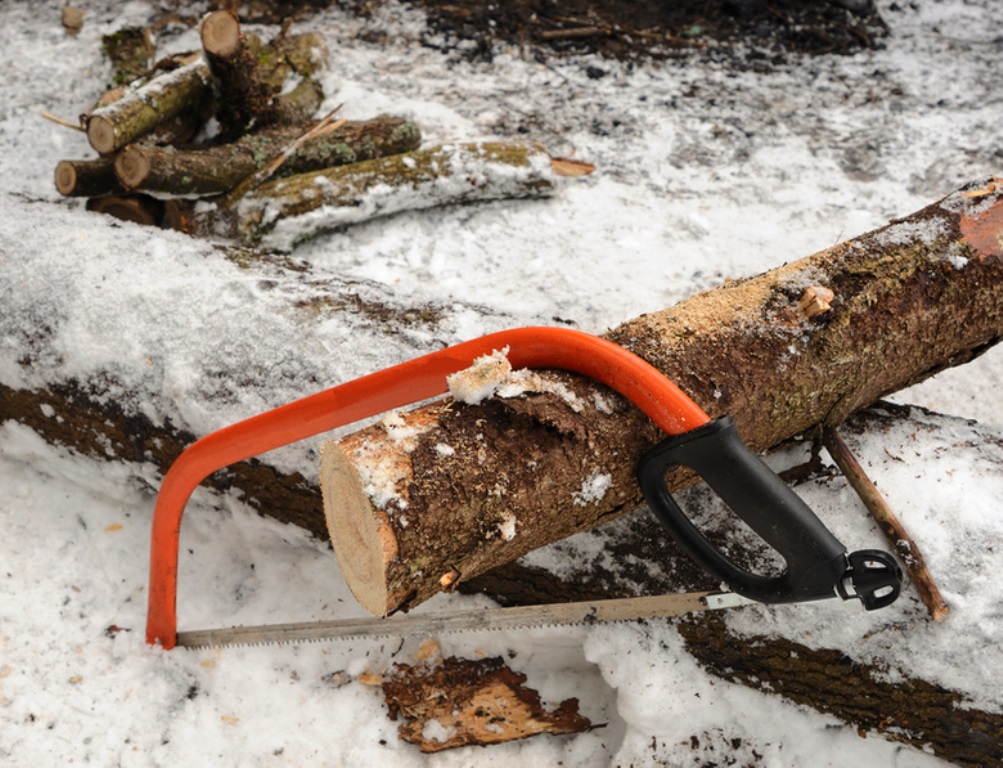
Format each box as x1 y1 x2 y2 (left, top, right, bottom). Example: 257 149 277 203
146 326 710 649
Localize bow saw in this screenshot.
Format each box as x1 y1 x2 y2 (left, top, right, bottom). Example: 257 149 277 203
146 326 901 650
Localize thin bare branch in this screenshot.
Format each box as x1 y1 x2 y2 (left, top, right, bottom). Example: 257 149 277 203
823 427 949 622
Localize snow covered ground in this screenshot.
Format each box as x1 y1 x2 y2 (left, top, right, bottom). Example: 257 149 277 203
1 0 1002 765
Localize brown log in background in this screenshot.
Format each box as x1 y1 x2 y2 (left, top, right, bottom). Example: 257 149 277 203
320 182 1003 617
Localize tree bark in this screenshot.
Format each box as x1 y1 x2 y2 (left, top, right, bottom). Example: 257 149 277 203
113 116 422 196
204 141 557 250
381 656 591 752
319 182 1003 616
678 611 1001 767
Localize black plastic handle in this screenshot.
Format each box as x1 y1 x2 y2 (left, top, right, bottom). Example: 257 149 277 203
638 415 851 604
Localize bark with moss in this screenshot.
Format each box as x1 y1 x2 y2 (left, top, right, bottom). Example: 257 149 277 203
114 116 421 197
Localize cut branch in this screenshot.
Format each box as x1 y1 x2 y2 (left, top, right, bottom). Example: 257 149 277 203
84 58 212 154
55 158 120 197
199 13 328 137
113 115 421 197
319 182 1003 616
381 656 591 752
200 11 281 137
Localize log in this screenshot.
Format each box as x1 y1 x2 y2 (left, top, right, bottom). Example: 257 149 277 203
54 158 120 197
319 181 1003 616
84 58 212 154
381 656 591 752
204 141 557 250
113 116 422 196
200 12 329 137
85 194 164 226
82 54 210 150
677 612 1001 767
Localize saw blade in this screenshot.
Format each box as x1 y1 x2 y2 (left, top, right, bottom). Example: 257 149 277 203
175 591 756 649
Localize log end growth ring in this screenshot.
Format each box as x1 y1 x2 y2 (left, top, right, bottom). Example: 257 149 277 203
54 161 79 196
321 443 395 616
115 145 151 190
86 115 117 155
200 10 242 58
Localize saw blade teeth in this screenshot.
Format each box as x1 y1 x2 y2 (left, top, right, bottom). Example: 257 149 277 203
172 591 738 649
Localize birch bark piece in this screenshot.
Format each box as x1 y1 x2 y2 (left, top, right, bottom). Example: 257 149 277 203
320 182 1003 616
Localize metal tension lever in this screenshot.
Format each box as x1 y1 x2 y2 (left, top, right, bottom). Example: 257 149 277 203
638 415 902 609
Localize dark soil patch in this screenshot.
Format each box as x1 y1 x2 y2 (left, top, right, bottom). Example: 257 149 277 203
211 0 887 61
402 0 887 61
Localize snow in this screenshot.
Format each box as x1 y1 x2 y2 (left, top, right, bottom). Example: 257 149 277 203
2 0 1003 765
574 472 613 507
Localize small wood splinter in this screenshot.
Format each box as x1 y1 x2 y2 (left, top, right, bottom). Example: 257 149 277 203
799 285 835 319
439 568 461 592
823 427 949 622
961 177 1003 199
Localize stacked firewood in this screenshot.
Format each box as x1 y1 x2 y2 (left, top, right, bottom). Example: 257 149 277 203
54 11 588 251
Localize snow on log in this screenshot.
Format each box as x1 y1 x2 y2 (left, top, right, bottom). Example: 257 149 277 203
83 58 213 155
320 182 1003 616
205 141 557 250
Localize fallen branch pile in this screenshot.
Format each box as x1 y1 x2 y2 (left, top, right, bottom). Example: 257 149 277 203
53 11 584 248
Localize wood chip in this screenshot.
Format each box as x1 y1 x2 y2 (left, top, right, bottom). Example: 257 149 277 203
382 655 591 752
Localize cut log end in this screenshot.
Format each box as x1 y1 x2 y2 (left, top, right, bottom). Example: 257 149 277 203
54 161 79 196
200 10 242 58
320 443 394 615
86 115 117 155
114 145 151 190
